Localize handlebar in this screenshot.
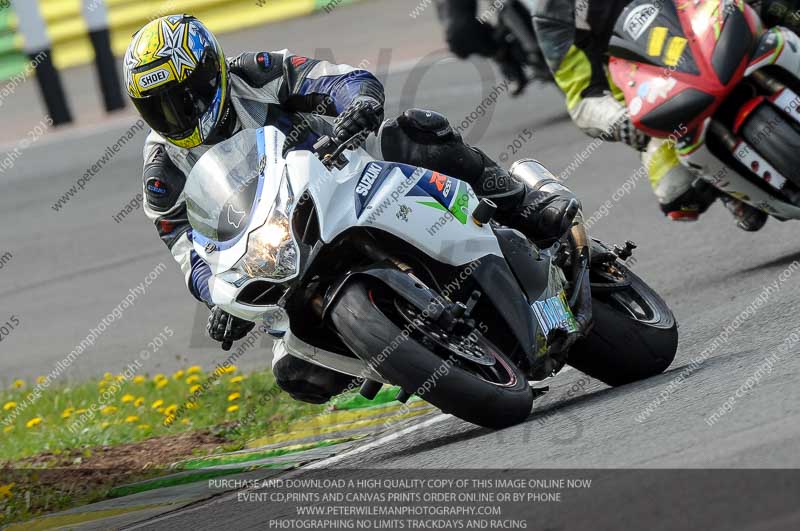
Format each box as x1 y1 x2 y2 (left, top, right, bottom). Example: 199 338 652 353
313 131 368 171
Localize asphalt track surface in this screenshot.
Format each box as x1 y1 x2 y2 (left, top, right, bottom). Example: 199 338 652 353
1 0 799 528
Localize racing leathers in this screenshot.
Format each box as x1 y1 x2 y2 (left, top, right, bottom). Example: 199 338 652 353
141 50 578 403
532 0 769 230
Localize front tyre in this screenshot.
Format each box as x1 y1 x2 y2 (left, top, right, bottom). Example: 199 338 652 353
330 281 534 429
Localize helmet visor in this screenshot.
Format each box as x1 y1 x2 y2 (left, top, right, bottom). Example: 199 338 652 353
132 48 221 142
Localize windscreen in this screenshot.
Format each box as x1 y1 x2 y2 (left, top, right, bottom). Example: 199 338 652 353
185 129 265 242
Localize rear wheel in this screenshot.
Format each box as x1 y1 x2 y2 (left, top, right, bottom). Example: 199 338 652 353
567 263 678 387
741 103 800 188
330 281 534 429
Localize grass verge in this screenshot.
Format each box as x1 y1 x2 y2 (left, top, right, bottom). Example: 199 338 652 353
0 366 329 524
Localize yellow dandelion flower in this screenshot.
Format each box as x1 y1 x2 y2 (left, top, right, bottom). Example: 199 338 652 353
3 426 13 433
35 376 47 385
125 415 139 423
227 392 241 402
164 404 178 416
121 394 135 404
100 406 118 416
98 380 108 388
229 376 244 384
156 379 169 389
134 397 145 407
25 417 42 429
100 421 110 429
133 375 146 384
221 365 237 374
226 404 239 413
115 374 126 382
185 375 200 385
181 418 190 425
61 408 74 419
189 384 201 394
153 373 167 382
103 372 113 381
3 401 17 411
172 370 185 380
13 379 25 389
137 424 151 430
186 401 199 410
152 399 164 409
187 365 202 374
157 407 165 413
0 483 13 499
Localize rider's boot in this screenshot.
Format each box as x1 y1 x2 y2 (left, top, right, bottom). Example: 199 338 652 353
658 182 718 222
378 109 577 246
471 148 579 247
646 139 717 221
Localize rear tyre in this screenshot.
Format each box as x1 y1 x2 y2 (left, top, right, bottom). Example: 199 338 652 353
567 265 678 387
330 281 534 429
741 103 800 188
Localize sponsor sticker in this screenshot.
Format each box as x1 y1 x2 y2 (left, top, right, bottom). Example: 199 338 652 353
647 26 669 56
146 179 168 196
645 77 677 104
227 204 247 229
290 56 309 68
664 36 688 67
623 4 659 40
532 291 578 338
630 96 644 116
138 68 171 90
356 163 382 197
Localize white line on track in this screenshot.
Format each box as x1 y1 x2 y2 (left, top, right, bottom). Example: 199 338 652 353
304 413 451 469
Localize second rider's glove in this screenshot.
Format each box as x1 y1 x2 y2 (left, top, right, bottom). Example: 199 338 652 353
608 112 651 152
207 307 255 345
570 93 651 152
333 97 384 149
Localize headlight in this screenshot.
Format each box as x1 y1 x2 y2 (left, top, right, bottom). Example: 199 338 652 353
220 167 300 285
240 210 298 280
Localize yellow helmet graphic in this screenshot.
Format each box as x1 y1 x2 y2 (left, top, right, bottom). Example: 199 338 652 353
124 15 230 149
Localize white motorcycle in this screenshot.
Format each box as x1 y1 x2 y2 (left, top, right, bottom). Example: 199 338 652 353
185 126 678 429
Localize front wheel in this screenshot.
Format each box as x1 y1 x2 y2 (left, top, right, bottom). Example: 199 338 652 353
330 281 534 429
567 262 678 387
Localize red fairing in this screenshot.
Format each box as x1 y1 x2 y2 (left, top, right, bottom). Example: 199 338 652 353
609 1 761 139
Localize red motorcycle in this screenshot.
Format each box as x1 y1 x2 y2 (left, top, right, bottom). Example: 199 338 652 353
609 0 800 221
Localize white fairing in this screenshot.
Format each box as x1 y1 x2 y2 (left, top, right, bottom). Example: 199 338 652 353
189 126 503 330
291 149 503 264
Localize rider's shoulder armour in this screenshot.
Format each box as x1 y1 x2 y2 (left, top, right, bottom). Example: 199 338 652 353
228 52 284 88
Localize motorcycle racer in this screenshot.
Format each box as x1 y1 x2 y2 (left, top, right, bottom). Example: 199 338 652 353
531 0 774 231
125 15 579 403
435 0 551 95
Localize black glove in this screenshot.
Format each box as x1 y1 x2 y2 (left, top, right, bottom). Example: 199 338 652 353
333 97 384 149
207 307 255 349
760 0 800 33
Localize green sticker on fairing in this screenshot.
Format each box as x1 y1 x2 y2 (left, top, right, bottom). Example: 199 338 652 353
417 181 470 224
